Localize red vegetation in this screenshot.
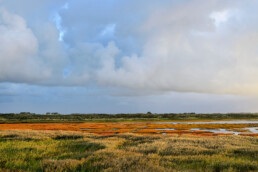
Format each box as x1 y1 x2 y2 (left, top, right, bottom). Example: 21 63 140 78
0 122 257 136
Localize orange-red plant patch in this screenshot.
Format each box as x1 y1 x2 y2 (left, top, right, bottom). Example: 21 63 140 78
239 133 258 137
226 128 250 132
0 122 257 136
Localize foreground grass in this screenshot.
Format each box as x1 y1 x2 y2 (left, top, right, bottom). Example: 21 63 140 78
0 130 257 172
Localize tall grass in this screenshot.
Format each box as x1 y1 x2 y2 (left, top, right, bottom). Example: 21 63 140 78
0 130 257 171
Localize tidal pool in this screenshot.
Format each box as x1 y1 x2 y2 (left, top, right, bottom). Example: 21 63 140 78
156 127 258 135
190 127 258 135
155 120 258 124
153 120 258 135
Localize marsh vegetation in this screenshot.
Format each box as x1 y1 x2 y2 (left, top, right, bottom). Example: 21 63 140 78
0 122 257 136
1 113 258 123
0 130 257 172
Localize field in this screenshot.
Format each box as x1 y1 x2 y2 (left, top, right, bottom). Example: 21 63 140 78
0 130 258 172
0 114 258 171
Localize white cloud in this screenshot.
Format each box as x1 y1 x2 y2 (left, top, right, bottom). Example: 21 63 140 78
1 0 258 96
210 10 230 27
94 0 258 95
0 8 50 82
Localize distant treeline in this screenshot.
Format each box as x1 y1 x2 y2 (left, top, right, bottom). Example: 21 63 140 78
0 112 258 123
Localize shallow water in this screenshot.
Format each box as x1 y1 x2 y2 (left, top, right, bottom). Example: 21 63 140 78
155 120 258 124
153 120 258 135
156 128 175 131
190 128 257 135
156 127 258 135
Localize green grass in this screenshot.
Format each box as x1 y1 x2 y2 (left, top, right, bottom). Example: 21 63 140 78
1 113 258 123
0 132 105 171
0 130 257 171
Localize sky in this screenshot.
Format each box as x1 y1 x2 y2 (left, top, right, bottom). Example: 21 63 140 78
1 0 258 114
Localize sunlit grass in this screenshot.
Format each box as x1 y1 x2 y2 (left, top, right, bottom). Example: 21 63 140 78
0 130 257 171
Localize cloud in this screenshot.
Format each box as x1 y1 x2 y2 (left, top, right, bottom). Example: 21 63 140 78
1 0 258 95
94 0 258 95
0 8 51 83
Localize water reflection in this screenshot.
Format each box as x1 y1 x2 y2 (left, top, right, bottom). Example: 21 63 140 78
156 127 258 135
155 120 258 124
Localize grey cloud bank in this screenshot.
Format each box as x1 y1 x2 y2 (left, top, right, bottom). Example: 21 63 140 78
0 0 258 113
